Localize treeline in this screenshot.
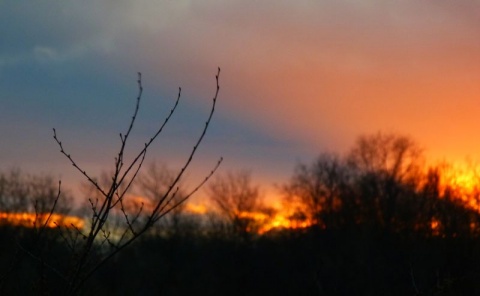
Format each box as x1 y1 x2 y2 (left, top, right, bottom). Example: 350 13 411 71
283 133 480 239
2 133 480 295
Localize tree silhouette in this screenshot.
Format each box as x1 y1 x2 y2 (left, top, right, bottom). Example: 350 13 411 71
207 170 263 240
284 153 353 229
134 162 193 237
347 132 424 232
0 169 31 214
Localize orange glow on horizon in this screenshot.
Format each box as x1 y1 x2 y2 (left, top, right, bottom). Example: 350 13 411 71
435 162 480 212
445 163 480 193
234 209 312 234
234 199 313 234
185 203 208 215
0 212 85 229
258 212 312 234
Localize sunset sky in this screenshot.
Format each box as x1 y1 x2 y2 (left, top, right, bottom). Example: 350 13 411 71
1 1 480 203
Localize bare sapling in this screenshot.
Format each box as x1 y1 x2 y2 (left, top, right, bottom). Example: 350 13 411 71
40 68 222 294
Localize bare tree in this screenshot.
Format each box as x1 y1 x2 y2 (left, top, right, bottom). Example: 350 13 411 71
347 132 424 184
347 132 424 231
29 174 73 216
0 169 30 213
0 169 73 217
283 133 425 232
134 162 190 237
284 153 353 229
207 170 262 239
20 68 223 294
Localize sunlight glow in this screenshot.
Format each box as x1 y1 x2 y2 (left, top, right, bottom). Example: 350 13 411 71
258 213 312 234
185 203 208 215
235 208 312 234
440 162 480 212
252 200 313 234
449 166 479 193
431 218 440 236
0 212 85 229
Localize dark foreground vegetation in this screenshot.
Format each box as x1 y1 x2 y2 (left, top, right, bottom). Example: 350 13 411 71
2 220 480 295
2 133 480 295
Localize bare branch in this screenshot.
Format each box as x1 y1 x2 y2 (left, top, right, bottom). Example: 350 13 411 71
53 129 107 197
149 67 221 222
156 156 223 222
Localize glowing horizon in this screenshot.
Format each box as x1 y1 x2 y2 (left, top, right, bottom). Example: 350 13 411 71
0 212 85 229
2 163 480 236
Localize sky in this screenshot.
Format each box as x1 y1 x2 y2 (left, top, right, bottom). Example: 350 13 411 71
1 1 480 204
